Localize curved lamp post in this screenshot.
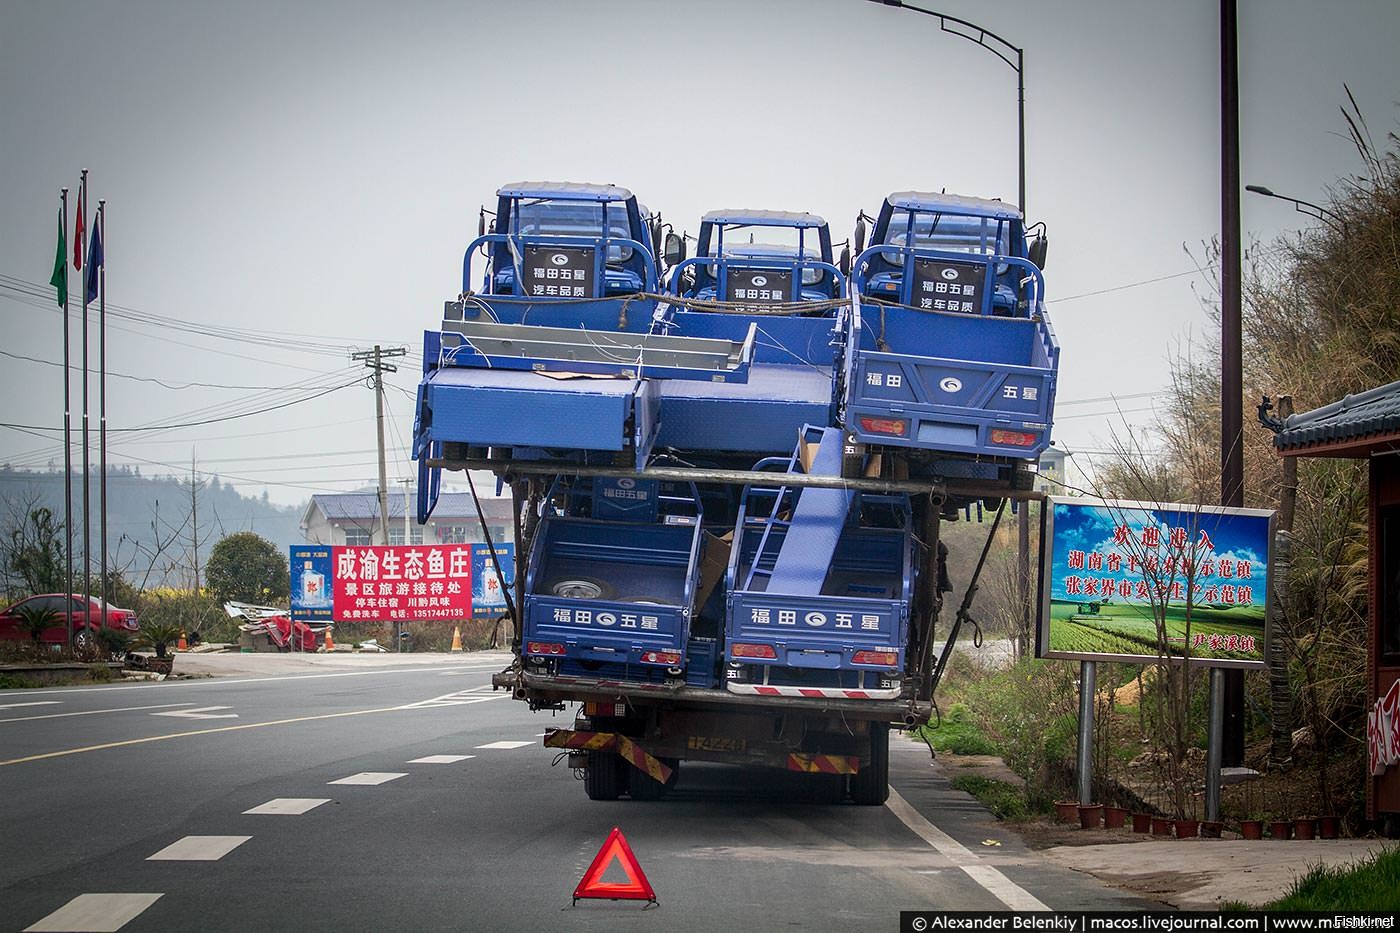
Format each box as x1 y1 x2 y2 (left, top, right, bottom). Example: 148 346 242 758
1245 184 1341 230
865 0 1025 214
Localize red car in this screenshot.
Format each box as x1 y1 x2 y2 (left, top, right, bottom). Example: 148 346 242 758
0 593 140 646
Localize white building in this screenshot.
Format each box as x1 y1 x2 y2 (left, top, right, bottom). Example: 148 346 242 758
300 490 513 547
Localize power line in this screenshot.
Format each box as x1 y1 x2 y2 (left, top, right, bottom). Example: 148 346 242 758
0 347 335 391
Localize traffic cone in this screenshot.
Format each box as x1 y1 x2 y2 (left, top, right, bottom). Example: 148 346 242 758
177 631 188 652
450 626 462 652
323 629 334 652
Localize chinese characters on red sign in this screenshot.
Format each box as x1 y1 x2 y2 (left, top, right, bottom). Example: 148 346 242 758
331 545 472 622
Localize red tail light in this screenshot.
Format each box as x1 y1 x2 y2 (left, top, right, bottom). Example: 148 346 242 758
640 650 682 665
852 650 898 666
731 643 777 660
526 641 566 656
858 416 908 436
990 428 1037 447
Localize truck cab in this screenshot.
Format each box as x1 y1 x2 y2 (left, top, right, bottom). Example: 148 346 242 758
669 210 842 304
844 191 1059 467
477 181 659 302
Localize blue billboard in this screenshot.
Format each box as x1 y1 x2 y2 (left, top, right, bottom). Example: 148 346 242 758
290 545 334 622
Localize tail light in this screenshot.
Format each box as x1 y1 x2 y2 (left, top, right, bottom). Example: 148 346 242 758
852 650 898 666
640 650 682 666
858 416 908 437
526 641 566 656
990 428 1037 447
731 643 777 660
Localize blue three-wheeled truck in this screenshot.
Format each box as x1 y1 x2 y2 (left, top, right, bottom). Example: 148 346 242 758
413 182 1058 803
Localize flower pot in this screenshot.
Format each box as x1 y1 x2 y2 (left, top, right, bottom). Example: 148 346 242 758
1174 819 1199 839
1269 820 1292 840
1054 800 1080 824
1150 817 1172 836
1239 819 1264 840
1078 804 1103 830
1104 805 1128 829
1293 818 1316 840
1318 815 1340 839
1199 820 1223 839
1131 812 1152 833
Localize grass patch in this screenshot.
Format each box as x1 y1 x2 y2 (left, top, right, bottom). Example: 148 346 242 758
950 775 1030 821
1239 848 1400 911
0 674 40 689
918 703 999 756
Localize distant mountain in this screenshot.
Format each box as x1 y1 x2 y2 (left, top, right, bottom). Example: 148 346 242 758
0 466 305 590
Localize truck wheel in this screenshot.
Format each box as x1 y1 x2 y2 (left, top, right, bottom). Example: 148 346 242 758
584 751 625 801
850 722 890 806
628 758 678 801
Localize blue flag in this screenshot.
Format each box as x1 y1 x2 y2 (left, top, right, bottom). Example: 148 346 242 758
85 214 103 304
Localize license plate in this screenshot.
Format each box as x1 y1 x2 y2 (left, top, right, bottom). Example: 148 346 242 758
687 736 746 753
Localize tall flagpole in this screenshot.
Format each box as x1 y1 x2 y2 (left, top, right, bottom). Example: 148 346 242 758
79 168 91 639
60 188 74 648
98 199 109 618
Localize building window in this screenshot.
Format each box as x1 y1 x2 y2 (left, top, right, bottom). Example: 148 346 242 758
389 528 425 546
438 524 473 544
342 529 371 546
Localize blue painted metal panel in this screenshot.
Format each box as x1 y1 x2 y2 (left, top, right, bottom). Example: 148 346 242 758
765 428 852 595
655 365 834 453
725 591 906 669
424 367 636 451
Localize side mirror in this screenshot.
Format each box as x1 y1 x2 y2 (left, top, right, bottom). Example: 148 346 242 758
664 232 686 266
854 216 867 254
651 221 663 262
1029 235 1048 270
477 209 486 239
839 246 851 278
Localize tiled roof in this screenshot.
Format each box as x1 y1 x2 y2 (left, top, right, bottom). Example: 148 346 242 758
309 492 510 522
1274 379 1400 452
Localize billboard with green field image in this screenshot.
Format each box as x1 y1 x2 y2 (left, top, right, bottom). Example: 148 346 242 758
1038 497 1272 669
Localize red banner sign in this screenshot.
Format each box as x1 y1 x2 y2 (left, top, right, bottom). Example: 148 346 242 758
331 545 472 622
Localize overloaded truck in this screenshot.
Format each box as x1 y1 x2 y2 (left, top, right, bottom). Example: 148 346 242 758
413 182 1057 804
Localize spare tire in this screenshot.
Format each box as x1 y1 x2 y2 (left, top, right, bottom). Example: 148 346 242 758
548 577 614 600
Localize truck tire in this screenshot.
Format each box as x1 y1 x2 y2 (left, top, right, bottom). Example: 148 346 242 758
628 758 678 801
850 722 890 806
584 751 625 801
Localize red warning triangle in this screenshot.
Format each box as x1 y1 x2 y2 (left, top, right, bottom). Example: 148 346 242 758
573 827 656 904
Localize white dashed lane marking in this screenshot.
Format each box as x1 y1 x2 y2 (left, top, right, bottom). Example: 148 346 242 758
243 798 330 815
0 702 195 724
329 771 408 786
24 893 163 932
475 741 533 750
151 706 237 720
147 835 252 861
0 701 61 710
408 754 475 764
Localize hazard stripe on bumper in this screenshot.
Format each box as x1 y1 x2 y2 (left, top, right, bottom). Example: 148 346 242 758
543 730 617 751
543 730 673 784
787 753 860 774
727 683 900 700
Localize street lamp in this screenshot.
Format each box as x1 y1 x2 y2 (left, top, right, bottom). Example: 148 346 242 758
1245 184 1342 230
865 0 1025 214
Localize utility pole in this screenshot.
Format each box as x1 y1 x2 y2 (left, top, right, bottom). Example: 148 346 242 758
351 346 407 545
190 452 202 592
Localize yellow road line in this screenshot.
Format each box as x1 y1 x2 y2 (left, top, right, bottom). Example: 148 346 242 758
0 703 414 768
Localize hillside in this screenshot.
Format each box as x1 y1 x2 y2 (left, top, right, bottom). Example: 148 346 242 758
0 465 304 590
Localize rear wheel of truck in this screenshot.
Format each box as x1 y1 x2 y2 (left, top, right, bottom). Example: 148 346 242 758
627 758 678 801
584 751 625 801
850 722 890 805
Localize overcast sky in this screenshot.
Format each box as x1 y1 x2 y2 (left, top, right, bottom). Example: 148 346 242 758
2 0 1397 505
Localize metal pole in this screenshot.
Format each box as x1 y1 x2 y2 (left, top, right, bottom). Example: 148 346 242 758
1219 0 1246 767
1018 501 1031 660
1077 660 1097 804
1205 667 1225 821
79 169 91 637
60 187 73 648
1017 47 1025 215
373 345 391 546
98 200 108 621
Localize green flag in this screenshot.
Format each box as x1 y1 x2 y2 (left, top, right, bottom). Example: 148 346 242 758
49 206 67 306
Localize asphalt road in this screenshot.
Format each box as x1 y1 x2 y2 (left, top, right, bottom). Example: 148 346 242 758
1 656 1153 931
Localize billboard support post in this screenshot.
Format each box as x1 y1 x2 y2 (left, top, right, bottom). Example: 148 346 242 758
1076 660 1097 804
1205 667 1225 821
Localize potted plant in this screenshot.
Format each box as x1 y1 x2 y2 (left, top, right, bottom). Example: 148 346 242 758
1054 800 1080 823
1268 817 1293 840
132 620 183 675
1173 816 1200 839
1077 803 1103 830
1103 804 1129 829
1131 812 1153 833
1238 818 1264 839
1293 816 1316 840
1199 819 1223 838
1317 815 1340 839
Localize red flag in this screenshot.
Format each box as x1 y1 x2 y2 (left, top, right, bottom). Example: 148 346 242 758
73 190 84 270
